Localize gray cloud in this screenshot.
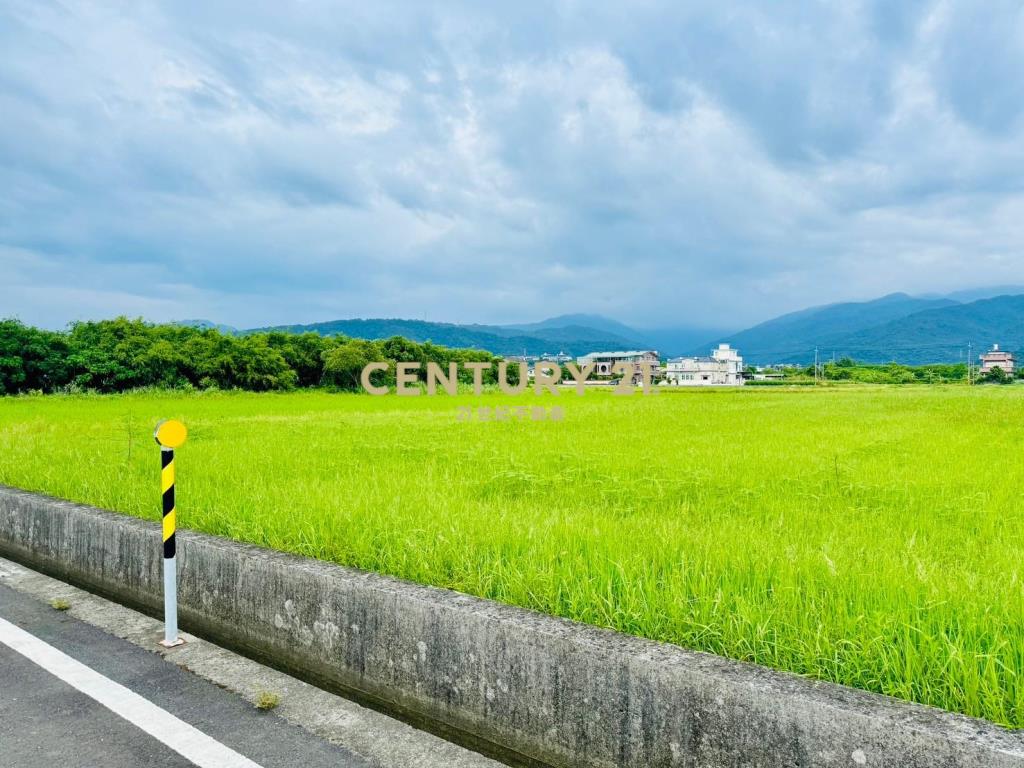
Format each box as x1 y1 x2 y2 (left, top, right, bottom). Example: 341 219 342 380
2 0 1024 331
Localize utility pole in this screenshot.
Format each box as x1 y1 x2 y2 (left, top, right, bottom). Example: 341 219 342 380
814 347 819 384
967 341 973 385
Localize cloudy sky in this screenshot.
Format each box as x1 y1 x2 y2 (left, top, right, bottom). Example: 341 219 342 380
2 1 1024 331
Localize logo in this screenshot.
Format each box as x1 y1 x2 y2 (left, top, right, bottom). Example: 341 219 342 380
359 361 658 396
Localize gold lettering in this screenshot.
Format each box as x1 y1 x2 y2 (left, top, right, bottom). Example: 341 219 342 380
396 362 421 396
360 362 389 395
426 362 458 395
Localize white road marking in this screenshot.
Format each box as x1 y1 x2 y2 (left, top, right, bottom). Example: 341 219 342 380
0 616 263 768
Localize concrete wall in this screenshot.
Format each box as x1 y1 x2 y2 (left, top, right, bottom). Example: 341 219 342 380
2 484 1023 768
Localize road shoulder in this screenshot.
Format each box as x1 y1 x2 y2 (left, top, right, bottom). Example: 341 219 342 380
0 556 502 768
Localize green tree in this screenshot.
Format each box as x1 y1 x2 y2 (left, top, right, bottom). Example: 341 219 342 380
66 318 160 391
231 337 297 390
0 318 521 395
322 339 380 390
0 319 69 394
266 332 331 387
981 365 1011 385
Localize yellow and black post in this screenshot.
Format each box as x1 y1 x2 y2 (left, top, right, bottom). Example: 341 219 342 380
154 419 187 647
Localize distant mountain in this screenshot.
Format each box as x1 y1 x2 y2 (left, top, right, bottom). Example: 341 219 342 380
504 314 728 357
704 291 1024 365
197 284 1024 365
635 326 735 358
491 321 642 347
823 294 1024 365
698 293 959 364
504 314 642 340
247 317 641 357
175 319 239 334
939 285 1024 303
251 314 734 358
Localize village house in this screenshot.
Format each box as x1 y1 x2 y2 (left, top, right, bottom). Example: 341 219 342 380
752 368 785 382
507 352 573 367
980 343 1016 376
575 350 660 376
514 352 575 379
542 351 574 365
664 343 745 386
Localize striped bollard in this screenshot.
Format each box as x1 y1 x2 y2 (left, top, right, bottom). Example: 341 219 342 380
154 419 188 647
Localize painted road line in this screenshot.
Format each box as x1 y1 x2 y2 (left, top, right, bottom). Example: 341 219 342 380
0 616 263 768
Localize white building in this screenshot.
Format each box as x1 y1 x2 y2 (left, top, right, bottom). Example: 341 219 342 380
576 350 660 376
664 344 744 386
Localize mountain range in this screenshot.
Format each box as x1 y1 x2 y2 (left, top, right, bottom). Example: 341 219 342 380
705 289 1024 365
183 285 1024 365
247 317 647 357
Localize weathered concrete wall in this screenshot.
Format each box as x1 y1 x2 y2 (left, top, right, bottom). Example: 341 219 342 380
2 484 1023 768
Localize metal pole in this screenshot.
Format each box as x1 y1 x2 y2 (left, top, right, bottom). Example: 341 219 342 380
160 445 182 647
154 419 187 648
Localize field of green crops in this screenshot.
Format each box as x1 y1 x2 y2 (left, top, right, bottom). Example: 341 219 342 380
1 386 1023 726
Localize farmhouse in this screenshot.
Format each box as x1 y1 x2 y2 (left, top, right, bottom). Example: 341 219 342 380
664 343 745 386
980 343 1015 376
576 350 660 376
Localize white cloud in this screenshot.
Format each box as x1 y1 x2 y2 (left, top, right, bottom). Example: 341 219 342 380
2 0 1024 330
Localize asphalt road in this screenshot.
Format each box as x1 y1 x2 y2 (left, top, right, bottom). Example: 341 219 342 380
0 582 368 768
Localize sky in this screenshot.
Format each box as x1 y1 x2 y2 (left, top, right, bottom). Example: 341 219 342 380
2 1 1024 332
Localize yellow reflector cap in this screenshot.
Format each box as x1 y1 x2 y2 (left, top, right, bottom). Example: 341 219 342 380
154 419 188 448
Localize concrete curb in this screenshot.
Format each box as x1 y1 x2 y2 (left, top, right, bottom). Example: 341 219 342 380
1 485 1023 768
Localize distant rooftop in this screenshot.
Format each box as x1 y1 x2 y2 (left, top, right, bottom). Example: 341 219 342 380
578 350 657 358
981 343 1012 357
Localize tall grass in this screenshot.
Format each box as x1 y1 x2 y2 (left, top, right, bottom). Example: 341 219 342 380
1 386 1022 726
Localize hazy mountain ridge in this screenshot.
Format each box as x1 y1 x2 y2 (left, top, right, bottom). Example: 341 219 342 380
242 315 731 358
698 293 959 363
245 317 642 357
183 285 1024 365
701 291 1024 365
174 319 239 334
820 294 1024 365
503 313 642 340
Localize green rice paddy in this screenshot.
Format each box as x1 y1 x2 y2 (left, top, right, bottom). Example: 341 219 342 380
1 386 1022 726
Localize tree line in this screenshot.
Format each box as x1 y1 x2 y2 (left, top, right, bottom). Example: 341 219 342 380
4 317 1013 395
766 357 1016 384
0 318 508 395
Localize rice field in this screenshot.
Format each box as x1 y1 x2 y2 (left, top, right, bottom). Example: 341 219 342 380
1 386 1023 727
